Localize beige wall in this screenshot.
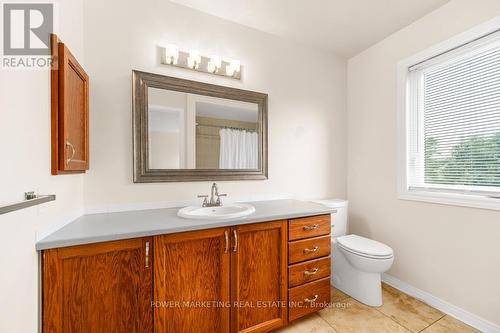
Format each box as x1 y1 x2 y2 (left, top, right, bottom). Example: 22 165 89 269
150 132 180 169
347 0 500 325
82 0 347 210
0 1 85 332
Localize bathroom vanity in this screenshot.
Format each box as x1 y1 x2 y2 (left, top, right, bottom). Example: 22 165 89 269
38 200 334 332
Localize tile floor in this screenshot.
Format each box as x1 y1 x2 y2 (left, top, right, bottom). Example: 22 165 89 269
277 283 480 333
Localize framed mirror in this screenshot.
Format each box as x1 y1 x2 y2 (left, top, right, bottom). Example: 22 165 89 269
132 70 268 182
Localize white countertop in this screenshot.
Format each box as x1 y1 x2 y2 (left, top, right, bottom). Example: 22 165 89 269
36 199 335 250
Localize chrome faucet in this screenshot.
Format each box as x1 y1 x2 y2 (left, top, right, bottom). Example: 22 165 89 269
197 183 227 207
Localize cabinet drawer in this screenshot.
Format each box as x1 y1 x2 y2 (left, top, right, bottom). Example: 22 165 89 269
289 277 331 321
288 235 331 264
288 257 331 288
288 215 330 241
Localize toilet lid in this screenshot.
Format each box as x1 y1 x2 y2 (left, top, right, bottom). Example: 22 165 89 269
337 234 393 258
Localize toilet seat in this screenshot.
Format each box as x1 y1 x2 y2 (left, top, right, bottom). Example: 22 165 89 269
337 235 393 259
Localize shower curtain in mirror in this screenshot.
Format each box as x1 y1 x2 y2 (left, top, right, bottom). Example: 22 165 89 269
219 128 258 169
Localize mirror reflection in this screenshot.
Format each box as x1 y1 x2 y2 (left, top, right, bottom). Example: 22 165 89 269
148 88 259 170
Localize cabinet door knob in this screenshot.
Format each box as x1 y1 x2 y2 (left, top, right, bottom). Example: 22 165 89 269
303 224 319 231
233 230 238 252
303 268 319 276
224 231 229 253
303 246 319 254
145 241 150 268
65 140 76 166
304 295 319 303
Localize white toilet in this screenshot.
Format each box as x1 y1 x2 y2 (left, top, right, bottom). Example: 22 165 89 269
314 199 394 307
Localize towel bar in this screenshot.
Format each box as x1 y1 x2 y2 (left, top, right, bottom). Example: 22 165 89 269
0 193 56 215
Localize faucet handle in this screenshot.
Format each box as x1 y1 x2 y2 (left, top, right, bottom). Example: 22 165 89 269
197 195 209 207
215 193 227 206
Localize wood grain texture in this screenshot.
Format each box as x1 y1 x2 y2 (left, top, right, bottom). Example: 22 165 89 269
288 235 331 264
154 228 230 333
288 215 331 241
288 277 331 321
288 256 331 288
58 41 89 172
132 70 268 182
42 238 152 333
231 221 288 333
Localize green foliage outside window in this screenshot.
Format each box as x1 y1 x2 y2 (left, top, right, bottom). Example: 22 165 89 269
424 133 500 187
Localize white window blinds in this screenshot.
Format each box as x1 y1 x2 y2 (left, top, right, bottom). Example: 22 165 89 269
407 31 500 196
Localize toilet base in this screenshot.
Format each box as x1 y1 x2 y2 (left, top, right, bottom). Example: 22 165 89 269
331 243 383 307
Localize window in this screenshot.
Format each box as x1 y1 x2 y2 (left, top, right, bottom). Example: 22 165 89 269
398 25 500 210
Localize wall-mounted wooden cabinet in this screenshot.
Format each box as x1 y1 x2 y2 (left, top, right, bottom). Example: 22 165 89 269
51 34 89 174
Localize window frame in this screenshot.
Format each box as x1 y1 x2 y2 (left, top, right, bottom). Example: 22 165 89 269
397 17 500 211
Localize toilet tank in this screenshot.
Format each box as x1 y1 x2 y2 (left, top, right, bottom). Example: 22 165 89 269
312 199 348 238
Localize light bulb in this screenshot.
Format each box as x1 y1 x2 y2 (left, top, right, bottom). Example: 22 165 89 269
164 44 179 65
230 60 240 72
226 65 234 76
226 59 241 77
208 55 222 73
187 50 201 69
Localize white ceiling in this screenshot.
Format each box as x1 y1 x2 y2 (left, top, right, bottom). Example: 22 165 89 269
170 0 449 57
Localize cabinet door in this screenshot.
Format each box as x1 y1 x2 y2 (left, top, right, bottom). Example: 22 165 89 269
154 228 230 333
42 238 152 333
231 221 288 333
57 41 89 172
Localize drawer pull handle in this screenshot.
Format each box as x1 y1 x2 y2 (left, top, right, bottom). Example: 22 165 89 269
304 295 319 303
304 268 319 276
303 224 319 231
303 246 319 253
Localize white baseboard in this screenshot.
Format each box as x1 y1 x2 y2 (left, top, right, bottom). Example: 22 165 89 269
382 274 500 333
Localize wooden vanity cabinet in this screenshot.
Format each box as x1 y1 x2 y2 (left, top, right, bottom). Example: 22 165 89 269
287 215 332 321
231 221 288 333
153 221 288 333
42 237 152 333
41 218 318 333
51 33 89 174
153 228 231 333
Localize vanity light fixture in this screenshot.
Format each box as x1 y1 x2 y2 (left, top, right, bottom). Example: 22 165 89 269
164 44 179 65
160 44 242 80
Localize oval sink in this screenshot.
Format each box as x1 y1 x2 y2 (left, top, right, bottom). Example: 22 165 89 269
178 203 255 220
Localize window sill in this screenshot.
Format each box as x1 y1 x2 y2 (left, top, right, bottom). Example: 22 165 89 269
398 189 500 211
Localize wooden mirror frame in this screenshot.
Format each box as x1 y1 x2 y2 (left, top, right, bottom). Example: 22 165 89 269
132 70 268 182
